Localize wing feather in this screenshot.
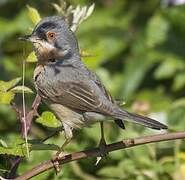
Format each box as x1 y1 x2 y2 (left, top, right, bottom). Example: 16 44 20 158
38 80 114 115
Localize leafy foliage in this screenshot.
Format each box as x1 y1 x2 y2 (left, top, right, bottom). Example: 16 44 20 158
0 78 32 104
0 0 185 179
36 111 61 128
27 5 41 25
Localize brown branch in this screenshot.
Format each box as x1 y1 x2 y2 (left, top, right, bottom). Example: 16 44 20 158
23 94 41 136
11 94 41 137
11 102 22 121
15 131 185 180
8 94 41 179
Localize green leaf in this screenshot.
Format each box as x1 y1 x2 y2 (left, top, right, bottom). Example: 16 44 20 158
0 77 21 92
0 136 29 157
0 91 15 104
172 98 185 108
31 143 60 151
10 86 34 94
0 139 8 148
0 145 28 157
36 111 61 128
26 51 37 63
172 72 185 91
27 5 41 25
154 58 185 79
146 14 169 48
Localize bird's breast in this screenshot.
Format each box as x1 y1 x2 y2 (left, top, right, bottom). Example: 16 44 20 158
33 65 45 82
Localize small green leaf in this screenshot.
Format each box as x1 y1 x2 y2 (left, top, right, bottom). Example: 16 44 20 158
27 5 41 25
0 77 21 92
0 91 15 104
13 136 27 147
10 86 34 94
172 98 185 108
0 145 28 157
36 111 61 128
146 15 169 48
31 143 60 151
26 51 37 63
0 139 8 148
154 58 184 79
0 136 30 157
172 72 185 91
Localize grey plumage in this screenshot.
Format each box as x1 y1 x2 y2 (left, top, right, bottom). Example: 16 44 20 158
23 16 167 141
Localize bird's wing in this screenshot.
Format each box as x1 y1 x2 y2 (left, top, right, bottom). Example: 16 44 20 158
45 80 115 116
87 71 125 129
95 79 114 102
93 75 125 129
87 70 114 102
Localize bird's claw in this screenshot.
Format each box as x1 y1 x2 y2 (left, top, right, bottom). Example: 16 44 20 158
95 156 102 165
52 159 61 174
52 150 67 174
95 138 108 165
99 138 108 157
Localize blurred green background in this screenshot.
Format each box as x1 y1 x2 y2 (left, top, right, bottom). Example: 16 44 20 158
0 0 185 179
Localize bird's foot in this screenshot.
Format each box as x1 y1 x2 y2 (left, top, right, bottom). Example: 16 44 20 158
52 150 68 173
99 137 108 157
95 138 108 165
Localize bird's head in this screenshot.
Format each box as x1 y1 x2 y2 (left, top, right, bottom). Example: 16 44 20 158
20 16 79 64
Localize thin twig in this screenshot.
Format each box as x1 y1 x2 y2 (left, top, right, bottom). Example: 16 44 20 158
42 128 63 142
15 131 185 180
24 94 41 135
8 95 41 178
22 60 29 158
11 94 41 137
10 102 22 121
6 157 22 179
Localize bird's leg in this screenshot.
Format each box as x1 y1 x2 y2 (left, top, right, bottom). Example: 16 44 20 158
97 122 108 161
53 123 73 173
56 138 71 159
96 122 108 165
52 138 71 173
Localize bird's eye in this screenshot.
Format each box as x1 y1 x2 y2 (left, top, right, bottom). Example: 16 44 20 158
47 31 56 40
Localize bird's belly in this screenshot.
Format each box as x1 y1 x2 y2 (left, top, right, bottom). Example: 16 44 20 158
49 103 84 129
49 104 106 129
49 103 87 129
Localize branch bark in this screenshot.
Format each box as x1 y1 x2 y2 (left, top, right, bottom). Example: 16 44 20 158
15 131 185 180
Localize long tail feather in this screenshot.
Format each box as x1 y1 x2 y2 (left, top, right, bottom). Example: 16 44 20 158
113 108 167 130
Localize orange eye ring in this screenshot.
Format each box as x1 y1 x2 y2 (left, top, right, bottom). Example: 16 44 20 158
47 32 56 39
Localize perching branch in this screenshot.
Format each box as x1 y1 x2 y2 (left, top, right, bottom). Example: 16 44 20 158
15 131 185 180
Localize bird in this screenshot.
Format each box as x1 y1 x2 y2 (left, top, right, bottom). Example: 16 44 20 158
20 16 167 156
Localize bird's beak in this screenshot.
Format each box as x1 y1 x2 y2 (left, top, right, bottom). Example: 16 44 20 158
19 35 41 45
18 35 32 41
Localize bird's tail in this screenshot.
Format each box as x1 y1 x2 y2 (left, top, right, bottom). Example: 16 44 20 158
113 108 167 130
